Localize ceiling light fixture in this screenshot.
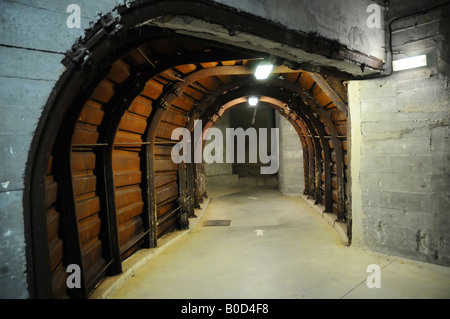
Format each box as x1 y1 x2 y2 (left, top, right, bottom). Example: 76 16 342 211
248 96 259 106
254 64 274 80
392 55 427 71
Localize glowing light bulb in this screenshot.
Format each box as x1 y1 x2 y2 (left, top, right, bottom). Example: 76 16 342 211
254 64 273 80
248 97 259 106
392 55 427 71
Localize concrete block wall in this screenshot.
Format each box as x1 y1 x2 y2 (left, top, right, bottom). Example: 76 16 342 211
0 0 122 298
275 112 304 196
350 1 450 265
204 112 239 187
229 105 276 178
205 106 281 188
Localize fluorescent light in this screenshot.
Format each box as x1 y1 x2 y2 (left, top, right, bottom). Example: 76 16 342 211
254 64 273 80
392 55 427 71
248 96 259 106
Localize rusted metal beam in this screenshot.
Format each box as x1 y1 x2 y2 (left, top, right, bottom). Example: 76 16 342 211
177 163 189 230
186 161 196 217
308 72 348 116
54 107 89 299
116 0 383 75
157 205 183 226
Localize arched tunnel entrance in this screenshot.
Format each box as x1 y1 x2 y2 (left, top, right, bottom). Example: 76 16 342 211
202 102 280 189
25 1 356 299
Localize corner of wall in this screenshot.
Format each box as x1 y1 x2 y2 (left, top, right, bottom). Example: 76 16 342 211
348 80 365 249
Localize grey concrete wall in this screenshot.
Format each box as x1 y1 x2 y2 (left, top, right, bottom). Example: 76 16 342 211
275 112 304 196
154 0 385 76
0 0 123 299
216 0 385 62
205 106 280 188
229 105 275 177
350 2 450 265
204 112 239 187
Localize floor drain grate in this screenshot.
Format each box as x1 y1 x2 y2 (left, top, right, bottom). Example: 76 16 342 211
202 220 231 227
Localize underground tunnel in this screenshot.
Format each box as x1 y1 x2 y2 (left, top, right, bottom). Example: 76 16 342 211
0 0 449 300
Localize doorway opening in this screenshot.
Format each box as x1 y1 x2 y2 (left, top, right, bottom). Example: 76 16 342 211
203 104 279 190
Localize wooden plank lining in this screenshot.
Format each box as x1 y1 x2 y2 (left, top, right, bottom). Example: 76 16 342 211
118 217 144 249
118 112 148 135
114 170 142 188
112 153 141 170
71 153 96 171
115 186 143 209
154 159 178 172
128 95 153 117
75 195 100 222
117 201 144 226
90 80 115 104
78 216 102 246
78 102 104 126
51 262 68 299
155 181 178 205
108 60 131 84
73 175 97 197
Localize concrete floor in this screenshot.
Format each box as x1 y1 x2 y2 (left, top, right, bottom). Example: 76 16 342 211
97 187 450 299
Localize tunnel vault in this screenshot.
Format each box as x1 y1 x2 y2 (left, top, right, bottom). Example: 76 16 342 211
25 0 352 299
